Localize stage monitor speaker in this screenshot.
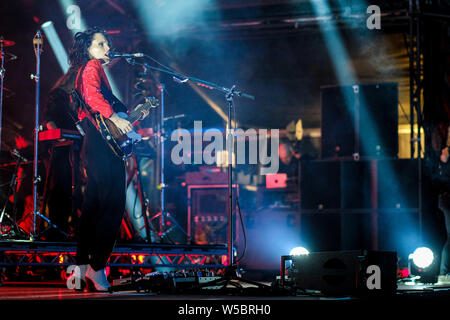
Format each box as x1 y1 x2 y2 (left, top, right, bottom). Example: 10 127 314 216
321 83 398 159
289 250 397 296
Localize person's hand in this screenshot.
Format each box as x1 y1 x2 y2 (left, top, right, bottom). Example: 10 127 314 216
440 147 449 163
109 113 132 134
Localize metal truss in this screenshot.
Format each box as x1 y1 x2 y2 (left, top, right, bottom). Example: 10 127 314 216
0 241 228 269
408 0 424 159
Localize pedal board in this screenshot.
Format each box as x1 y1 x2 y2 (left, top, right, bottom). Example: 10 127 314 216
110 273 223 293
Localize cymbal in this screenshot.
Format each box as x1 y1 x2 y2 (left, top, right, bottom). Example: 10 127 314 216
0 39 15 47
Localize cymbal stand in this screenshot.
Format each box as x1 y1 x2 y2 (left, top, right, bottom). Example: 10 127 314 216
125 56 189 243
148 83 188 242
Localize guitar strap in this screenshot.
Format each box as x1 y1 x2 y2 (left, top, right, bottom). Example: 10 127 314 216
70 89 98 133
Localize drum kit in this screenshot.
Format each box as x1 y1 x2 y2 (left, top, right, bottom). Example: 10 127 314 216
0 37 17 135
0 37 22 238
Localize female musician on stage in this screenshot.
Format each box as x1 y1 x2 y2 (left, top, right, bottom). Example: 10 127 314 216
67 27 137 291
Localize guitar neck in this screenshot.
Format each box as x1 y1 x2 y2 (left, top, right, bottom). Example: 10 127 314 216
127 109 143 124
121 99 158 124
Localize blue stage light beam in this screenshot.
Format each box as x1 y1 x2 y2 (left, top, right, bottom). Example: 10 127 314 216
41 21 70 73
132 0 236 124
132 0 213 39
310 0 356 85
309 0 392 160
337 0 422 253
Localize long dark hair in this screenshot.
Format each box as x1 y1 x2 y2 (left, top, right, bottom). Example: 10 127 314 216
68 27 111 69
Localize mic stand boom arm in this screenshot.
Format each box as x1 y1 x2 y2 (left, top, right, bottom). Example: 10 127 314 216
124 57 255 101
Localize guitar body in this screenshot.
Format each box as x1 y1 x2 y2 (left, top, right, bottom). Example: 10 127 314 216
95 97 159 159
95 113 133 158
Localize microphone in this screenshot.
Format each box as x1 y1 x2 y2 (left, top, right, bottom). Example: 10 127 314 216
173 76 188 84
108 51 144 59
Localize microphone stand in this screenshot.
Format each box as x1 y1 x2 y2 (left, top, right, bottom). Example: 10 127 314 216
153 83 189 242
30 31 68 240
123 56 269 291
31 30 42 238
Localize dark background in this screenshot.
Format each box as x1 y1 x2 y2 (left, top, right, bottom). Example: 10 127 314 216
0 0 413 147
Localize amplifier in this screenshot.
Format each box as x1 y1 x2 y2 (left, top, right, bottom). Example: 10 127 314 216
187 184 238 245
185 166 227 185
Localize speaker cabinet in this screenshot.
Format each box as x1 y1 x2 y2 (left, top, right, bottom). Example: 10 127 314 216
300 160 341 210
238 207 300 271
321 83 398 158
299 159 422 262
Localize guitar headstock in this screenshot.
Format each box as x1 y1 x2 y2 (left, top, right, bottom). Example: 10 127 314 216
143 97 159 109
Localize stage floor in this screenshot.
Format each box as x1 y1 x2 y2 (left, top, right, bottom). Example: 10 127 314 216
0 280 448 319
0 280 449 300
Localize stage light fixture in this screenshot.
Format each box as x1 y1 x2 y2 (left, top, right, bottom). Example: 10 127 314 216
408 247 438 283
289 247 309 256
409 247 434 269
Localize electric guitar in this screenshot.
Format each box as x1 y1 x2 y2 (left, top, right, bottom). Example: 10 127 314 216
95 97 159 158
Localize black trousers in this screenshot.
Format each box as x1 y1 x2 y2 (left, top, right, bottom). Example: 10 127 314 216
76 119 126 271
440 192 450 275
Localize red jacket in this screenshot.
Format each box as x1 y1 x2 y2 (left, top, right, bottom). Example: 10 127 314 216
75 59 114 121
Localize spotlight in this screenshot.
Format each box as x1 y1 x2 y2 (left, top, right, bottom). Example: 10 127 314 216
409 247 434 269
408 247 438 283
289 247 309 256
